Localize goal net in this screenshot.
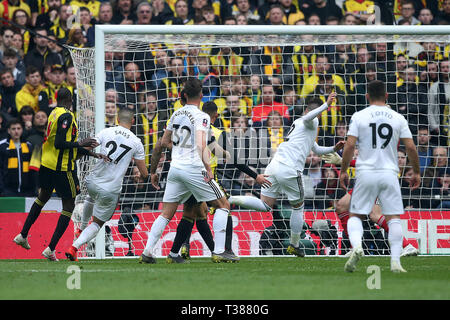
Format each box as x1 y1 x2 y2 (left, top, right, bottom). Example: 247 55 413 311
68 25 450 258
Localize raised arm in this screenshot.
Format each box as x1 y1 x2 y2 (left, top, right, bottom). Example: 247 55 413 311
303 92 337 122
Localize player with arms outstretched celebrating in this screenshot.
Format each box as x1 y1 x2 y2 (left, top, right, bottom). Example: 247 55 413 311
340 80 420 273
65 108 148 261
141 78 231 264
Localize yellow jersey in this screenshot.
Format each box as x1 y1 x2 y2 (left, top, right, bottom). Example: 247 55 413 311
41 107 79 171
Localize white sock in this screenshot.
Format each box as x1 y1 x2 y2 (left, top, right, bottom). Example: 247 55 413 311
80 196 94 230
143 215 169 256
228 196 271 211
290 205 304 247
347 216 363 249
387 218 403 263
213 208 229 254
73 222 100 249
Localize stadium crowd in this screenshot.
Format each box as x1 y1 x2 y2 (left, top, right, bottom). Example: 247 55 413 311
0 0 448 213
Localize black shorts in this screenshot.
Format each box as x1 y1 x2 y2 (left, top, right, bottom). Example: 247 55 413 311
39 165 80 199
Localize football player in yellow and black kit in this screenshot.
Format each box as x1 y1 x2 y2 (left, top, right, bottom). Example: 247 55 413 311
13 88 107 261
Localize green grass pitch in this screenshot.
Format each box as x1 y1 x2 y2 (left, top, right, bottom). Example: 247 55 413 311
0 256 448 300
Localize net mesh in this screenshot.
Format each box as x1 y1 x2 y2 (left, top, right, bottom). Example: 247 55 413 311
68 31 450 258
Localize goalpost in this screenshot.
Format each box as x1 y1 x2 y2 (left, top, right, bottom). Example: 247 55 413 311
68 25 450 259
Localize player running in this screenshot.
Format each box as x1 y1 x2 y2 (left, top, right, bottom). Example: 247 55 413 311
339 80 420 273
65 108 148 261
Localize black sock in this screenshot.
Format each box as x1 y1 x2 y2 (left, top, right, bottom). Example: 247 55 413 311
171 217 194 255
225 214 233 251
196 218 215 252
21 199 44 238
48 212 71 251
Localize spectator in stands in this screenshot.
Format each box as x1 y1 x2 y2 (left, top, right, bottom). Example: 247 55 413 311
252 83 290 126
304 151 323 189
432 169 450 208
112 0 137 24
265 4 285 25
249 74 262 106
307 12 321 25
264 110 285 155
34 0 62 31
417 126 435 174
165 0 193 25
70 0 101 20
0 118 35 197
0 27 15 61
122 61 145 108
323 119 347 149
202 5 219 25
232 0 260 25
150 0 174 24
66 24 87 48
97 1 113 25
24 28 62 74
136 1 153 25
25 109 47 150
15 66 45 114
300 54 346 99
0 0 31 21
11 9 31 53
342 0 376 24
104 101 117 128
48 4 71 44
313 163 342 210
197 55 220 102
258 0 279 23
0 48 25 88
401 166 421 209
428 59 450 146
211 46 244 76
231 76 252 112
0 69 20 121
279 0 305 25
418 7 435 25
398 147 408 177
436 0 450 23
0 114 5 140
396 0 420 25
283 85 300 118
104 48 125 93
432 146 449 176
11 32 25 59
355 62 377 111
38 64 68 115
302 0 343 25
341 12 359 25
18 105 34 136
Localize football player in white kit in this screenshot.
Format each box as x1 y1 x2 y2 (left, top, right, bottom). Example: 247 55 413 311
140 78 231 264
65 108 148 261
254 92 345 257
339 80 421 273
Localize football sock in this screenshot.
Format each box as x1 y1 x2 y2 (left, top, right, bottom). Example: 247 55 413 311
73 222 101 249
48 211 72 251
290 204 304 247
376 215 389 232
347 216 363 249
225 214 233 251
228 196 271 211
80 196 94 230
171 217 194 255
387 218 403 263
196 218 215 252
20 198 44 238
212 208 229 254
143 215 169 256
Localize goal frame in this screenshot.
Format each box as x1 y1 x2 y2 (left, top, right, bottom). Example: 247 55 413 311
88 24 450 259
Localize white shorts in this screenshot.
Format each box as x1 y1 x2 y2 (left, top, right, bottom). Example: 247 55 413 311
163 166 224 204
86 179 119 222
261 159 305 205
350 170 404 215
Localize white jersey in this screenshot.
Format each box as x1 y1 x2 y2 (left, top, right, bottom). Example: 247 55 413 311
87 125 145 194
272 116 320 172
347 105 412 173
167 104 210 170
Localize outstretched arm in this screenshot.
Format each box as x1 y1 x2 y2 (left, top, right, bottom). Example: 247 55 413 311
303 92 336 122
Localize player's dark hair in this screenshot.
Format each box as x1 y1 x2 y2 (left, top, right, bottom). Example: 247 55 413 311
367 80 386 101
183 77 202 100
117 108 134 125
305 96 323 111
202 101 217 117
56 87 73 107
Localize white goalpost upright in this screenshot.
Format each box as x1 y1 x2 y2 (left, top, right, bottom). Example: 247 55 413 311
68 25 450 259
